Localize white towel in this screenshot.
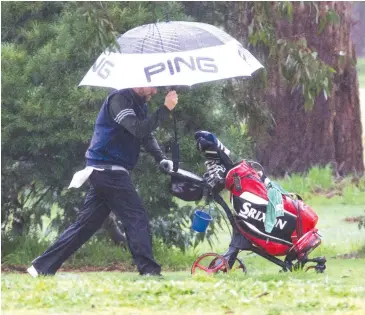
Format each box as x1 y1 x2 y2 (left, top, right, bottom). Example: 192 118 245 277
68 166 104 189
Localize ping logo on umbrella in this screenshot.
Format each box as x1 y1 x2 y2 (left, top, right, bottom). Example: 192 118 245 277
79 21 264 89
92 58 115 79
144 57 218 82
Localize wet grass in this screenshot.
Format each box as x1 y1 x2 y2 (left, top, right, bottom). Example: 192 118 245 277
2 258 365 315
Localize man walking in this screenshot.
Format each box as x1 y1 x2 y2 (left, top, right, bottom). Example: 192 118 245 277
27 87 178 277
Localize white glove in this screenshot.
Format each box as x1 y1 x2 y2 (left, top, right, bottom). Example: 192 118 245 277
159 159 174 172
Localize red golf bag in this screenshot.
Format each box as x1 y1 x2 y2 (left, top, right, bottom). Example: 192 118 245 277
225 160 322 260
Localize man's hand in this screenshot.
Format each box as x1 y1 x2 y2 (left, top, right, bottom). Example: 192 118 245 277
159 159 173 172
164 91 178 111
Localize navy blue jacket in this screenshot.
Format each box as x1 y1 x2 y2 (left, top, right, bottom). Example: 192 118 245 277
86 89 169 170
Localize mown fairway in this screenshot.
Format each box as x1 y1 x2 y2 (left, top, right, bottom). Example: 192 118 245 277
1 259 365 315
2 201 365 315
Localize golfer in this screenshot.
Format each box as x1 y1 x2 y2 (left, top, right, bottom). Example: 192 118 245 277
27 87 178 277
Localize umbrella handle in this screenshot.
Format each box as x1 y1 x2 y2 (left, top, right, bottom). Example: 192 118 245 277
166 85 179 172
172 110 179 172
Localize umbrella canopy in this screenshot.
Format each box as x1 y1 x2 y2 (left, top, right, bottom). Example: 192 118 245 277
79 21 264 90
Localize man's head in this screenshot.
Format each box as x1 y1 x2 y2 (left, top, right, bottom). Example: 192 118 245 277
132 87 158 102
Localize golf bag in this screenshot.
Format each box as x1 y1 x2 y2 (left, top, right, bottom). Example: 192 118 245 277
225 160 321 260
195 131 322 262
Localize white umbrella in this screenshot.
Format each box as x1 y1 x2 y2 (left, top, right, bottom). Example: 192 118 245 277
79 21 264 172
79 21 264 89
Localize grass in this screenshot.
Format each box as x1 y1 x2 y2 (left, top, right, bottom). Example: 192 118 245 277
2 258 365 314
2 198 365 315
274 165 365 203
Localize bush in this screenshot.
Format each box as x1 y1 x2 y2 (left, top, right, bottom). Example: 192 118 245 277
307 165 334 192
1 233 196 271
276 165 365 205
275 164 335 199
1 232 49 265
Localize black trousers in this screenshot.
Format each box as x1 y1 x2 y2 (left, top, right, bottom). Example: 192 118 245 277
32 169 161 275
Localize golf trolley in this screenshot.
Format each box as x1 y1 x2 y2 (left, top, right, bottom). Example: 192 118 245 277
161 132 326 275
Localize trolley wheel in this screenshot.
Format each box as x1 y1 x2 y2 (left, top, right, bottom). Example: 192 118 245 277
305 263 326 273
208 256 247 274
304 256 326 273
191 253 229 275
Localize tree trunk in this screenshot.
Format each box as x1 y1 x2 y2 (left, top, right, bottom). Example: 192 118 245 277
250 2 364 176
183 1 363 176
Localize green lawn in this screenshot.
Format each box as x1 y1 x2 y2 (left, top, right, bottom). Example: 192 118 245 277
2 199 365 315
2 258 365 315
